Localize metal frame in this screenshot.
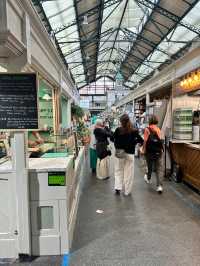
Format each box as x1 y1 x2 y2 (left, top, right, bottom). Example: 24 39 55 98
33 0 200 90
54 0 122 35
119 0 199 82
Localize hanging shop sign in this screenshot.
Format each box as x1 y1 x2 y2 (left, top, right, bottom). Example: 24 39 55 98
115 71 124 90
180 69 200 92
0 73 38 130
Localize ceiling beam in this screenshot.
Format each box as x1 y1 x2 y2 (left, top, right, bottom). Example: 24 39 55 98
135 0 200 35
106 0 129 70
94 0 107 81
54 0 123 35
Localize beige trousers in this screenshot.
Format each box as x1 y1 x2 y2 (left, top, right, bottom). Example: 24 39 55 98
114 154 135 195
96 157 109 180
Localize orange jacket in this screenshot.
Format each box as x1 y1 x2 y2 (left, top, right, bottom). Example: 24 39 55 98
144 125 161 142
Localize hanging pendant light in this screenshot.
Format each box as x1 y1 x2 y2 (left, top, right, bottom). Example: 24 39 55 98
83 15 88 25
42 93 52 101
115 71 123 89
86 53 90 61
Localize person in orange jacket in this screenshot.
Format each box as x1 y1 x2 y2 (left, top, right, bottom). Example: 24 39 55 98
143 115 164 194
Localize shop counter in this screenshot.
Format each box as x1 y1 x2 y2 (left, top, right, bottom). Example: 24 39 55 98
170 141 200 190
0 158 12 172
28 143 55 158
0 147 86 256
28 146 86 256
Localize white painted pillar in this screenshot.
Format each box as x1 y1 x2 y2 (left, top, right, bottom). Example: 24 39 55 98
146 93 150 106
7 11 31 72
132 99 135 114
11 132 31 255
0 0 7 33
67 99 73 128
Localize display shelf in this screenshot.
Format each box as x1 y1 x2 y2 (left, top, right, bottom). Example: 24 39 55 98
170 139 195 143
173 108 193 140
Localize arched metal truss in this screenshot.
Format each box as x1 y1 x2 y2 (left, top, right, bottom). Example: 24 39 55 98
32 0 200 90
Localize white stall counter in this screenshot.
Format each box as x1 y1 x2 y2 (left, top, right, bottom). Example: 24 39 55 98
29 156 73 172
0 156 74 173
0 159 12 172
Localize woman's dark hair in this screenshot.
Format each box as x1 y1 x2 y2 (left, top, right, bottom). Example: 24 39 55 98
149 115 158 125
120 114 134 133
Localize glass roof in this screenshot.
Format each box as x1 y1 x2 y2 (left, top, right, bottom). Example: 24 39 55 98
40 0 200 90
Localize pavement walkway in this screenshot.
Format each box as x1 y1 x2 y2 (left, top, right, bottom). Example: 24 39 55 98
70 157 200 266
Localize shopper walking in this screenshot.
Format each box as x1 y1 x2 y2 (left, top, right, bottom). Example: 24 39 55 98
143 115 164 193
113 114 143 196
94 119 112 180
89 119 98 173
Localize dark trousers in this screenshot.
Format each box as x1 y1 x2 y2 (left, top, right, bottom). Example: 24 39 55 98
146 154 163 187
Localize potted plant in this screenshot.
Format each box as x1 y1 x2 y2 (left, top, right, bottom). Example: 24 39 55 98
77 121 90 145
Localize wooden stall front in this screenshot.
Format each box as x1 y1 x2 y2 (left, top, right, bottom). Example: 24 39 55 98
170 142 200 190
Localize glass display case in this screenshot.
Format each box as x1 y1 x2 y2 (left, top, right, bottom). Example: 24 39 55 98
173 108 193 140
28 128 78 158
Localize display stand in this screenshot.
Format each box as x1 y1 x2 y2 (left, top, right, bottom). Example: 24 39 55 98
170 68 200 189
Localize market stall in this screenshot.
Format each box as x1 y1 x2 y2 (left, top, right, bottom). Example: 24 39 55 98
0 73 86 257
28 78 55 157
170 68 200 190
29 145 85 255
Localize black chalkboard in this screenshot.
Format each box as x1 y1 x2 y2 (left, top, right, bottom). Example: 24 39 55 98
0 73 38 129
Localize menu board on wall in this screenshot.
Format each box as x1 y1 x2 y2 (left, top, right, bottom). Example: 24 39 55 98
0 73 38 129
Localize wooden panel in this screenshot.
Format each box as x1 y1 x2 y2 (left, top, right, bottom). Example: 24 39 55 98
171 143 200 190
183 145 200 190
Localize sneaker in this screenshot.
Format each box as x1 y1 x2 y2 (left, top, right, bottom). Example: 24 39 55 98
124 192 131 196
156 185 163 194
115 189 120 195
144 174 151 184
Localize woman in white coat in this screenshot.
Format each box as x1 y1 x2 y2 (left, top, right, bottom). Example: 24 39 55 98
113 114 143 195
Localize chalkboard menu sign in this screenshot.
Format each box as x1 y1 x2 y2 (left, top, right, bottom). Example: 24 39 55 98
0 73 38 129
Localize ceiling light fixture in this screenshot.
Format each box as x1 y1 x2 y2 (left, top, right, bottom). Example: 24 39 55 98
42 93 52 101
86 53 90 60
83 15 88 25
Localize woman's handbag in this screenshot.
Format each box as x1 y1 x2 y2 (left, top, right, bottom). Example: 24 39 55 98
115 149 126 159
96 141 111 160
139 145 145 155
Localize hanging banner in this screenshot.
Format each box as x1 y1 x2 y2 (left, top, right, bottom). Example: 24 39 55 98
115 71 124 90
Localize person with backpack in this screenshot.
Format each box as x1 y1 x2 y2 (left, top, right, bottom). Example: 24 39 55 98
112 114 143 196
143 115 164 193
94 119 112 180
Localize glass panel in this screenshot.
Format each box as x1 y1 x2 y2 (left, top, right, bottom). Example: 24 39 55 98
41 0 200 90
37 206 54 230
38 80 53 130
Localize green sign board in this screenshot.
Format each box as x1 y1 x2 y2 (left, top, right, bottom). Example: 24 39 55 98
48 172 66 186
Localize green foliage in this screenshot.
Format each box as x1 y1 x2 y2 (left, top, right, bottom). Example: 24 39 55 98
77 121 90 138
71 105 84 118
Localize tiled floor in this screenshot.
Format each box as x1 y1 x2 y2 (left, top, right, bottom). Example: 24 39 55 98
6 156 200 266
70 157 200 266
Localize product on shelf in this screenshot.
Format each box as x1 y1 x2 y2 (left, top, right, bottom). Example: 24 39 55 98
173 108 193 140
